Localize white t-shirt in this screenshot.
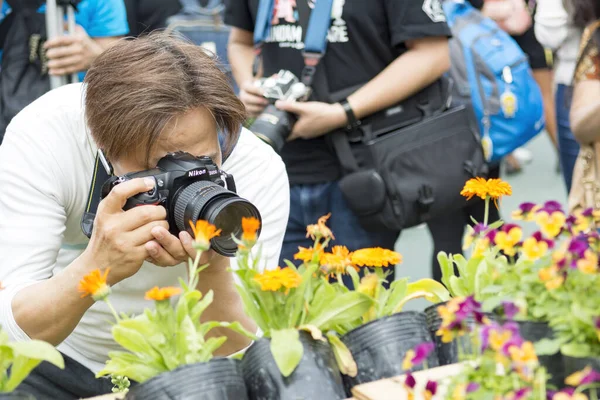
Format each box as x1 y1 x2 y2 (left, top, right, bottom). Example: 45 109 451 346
0 83 290 373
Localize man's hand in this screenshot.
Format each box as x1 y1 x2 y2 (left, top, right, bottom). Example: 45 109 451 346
82 178 169 284
44 25 103 76
275 100 347 140
240 80 269 117
144 227 214 267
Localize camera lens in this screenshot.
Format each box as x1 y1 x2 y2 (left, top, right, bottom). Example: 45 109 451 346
173 181 262 257
250 104 296 153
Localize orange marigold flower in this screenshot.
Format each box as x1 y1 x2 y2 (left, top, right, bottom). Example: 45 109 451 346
306 213 335 240
189 220 221 250
320 245 357 275
145 286 182 301
78 268 111 301
351 247 402 268
242 217 260 242
460 177 512 207
253 267 302 292
294 244 324 264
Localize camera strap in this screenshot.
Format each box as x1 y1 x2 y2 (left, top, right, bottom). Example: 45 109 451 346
253 0 334 87
81 151 111 238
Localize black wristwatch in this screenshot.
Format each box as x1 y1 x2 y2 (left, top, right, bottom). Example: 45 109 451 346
340 99 361 131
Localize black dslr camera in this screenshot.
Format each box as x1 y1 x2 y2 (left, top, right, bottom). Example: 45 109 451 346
82 152 261 257
250 70 310 153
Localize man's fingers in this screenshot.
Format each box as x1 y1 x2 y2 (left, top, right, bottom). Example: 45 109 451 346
128 220 170 246
241 82 264 97
151 227 188 260
120 206 167 233
49 66 81 76
100 178 156 213
241 91 269 106
245 104 267 116
145 241 180 267
179 231 197 259
46 44 80 60
275 100 304 114
48 55 81 69
44 36 77 49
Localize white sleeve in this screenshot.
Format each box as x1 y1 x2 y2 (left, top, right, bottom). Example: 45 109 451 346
224 129 290 271
534 0 570 50
0 113 71 341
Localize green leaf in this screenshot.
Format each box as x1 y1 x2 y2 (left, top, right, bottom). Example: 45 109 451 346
270 329 303 377
98 352 164 383
196 337 227 363
235 283 268 334
534 339 562 356
488 220 504 230
449 275 468 297
200 321 259 341
307 291 373 331
8 340 64 369
560 342 592 358
326 332 357 377
453 254 469 280
112 325 160 358
407 279 451 304
5 357 42 392
437 252 455 292
189 290 214 322
288 263 318 328
382 278 408 316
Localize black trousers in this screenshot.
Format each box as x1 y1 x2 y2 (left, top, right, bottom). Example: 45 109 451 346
16 352 114 400
427 165 502 282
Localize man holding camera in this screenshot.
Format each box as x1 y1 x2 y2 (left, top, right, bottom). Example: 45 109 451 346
0 34 289 398
225 0 452 268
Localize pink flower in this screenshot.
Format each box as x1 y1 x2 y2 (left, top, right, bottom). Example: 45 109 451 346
402 342 435 370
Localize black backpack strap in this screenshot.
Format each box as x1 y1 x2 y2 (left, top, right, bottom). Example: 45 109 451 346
0 12 15 51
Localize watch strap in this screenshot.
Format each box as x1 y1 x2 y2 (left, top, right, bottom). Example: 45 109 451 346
340 99 361 131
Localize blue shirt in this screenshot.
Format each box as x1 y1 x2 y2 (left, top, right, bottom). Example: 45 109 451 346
1 0 129 77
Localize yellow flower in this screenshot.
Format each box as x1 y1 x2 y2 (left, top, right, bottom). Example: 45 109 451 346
351 247 402 267
253 267 302 292
189 220 221 250
402 350 416 370
452 384 466 400
294 244 323 264
435 326 456 343
472 238 490 258
489 329 512 351
306 213 335 240
78 268 111 301
508 341 538 365
535 211 566 238
320 245 357 275
572 211 591 235
437 298 460 325
539 266 564 290
144 286 182 301
577 250 598 274
522 236 549 260
460 177 512 207
242 217 261 242
565 366 592 387
553 393 588 400
494 227 522 256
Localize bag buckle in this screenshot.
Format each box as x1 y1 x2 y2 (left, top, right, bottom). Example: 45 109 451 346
301 51 323 87
417 185 435 214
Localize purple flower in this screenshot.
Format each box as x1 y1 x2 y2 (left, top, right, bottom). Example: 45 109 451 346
502 301 520 319
514 388 531 400
485 229 498 243
501 334 525 356
595 316 600 330
502 223 521 233
425 380 437 395
519 202 538 213
473 223 488 235
546 390 557 400
404 373 416 389
568 236 589 258
582 208 594 217
581 369 600 385
466 382 479 393
539 201 564 214
412 342 435 365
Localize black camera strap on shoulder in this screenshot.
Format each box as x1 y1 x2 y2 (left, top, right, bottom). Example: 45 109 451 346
81 151 111 238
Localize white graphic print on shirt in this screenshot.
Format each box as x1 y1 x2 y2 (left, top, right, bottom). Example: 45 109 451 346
266 0 349 49
422 0 447 23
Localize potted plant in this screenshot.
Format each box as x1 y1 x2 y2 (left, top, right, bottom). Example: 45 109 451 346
91 220 257 400
323 258 449 393
0 283 65 399
233 215 376 400
426 177 512 366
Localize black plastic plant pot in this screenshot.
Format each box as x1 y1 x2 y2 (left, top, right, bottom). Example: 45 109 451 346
513 320 564 389
563 354 600 393
126 358 248 400
424 302 494 366
241 331 346 400
0 392 36 400
340 311 437 394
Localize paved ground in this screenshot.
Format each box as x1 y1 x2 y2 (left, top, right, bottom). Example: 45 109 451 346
396 131 567 310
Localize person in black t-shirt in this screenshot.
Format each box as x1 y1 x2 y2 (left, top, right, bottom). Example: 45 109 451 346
124 0 182 36
225 0 452 272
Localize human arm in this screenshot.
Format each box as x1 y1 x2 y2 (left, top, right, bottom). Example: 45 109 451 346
44 0 129 75
0 105 170 345
570 25 600 144
276 36 451 140
534 0 570 50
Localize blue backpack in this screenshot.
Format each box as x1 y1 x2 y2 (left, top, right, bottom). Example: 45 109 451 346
443 0 545 162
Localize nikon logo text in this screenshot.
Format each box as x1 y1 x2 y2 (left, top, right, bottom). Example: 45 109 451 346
188 170 206 177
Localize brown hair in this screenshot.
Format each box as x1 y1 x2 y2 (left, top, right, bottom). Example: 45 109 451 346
84 32 246 164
